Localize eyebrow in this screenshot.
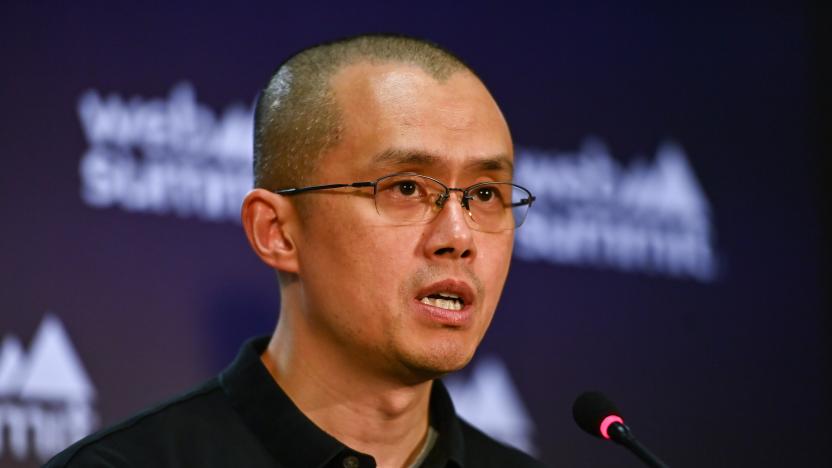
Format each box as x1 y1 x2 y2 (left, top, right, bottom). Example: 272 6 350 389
370 148 514 176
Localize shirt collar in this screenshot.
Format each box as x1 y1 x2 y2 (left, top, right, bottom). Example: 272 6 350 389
428 375 465 466
219 336 465 468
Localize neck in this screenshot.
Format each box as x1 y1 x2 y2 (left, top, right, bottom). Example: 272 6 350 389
261 288 433 468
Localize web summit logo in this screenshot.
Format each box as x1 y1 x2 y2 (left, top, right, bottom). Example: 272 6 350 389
515 138 717 282
75 83 716 281
77 82 253 222
0 314 98 462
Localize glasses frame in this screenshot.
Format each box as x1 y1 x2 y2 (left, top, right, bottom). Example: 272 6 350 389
273 172 536 231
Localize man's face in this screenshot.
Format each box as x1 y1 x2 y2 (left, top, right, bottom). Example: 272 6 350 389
293 62 514 381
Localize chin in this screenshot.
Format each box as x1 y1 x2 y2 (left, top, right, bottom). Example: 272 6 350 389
398 339 478 379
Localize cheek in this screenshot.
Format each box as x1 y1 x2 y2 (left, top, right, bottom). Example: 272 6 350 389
301 208 417 311
358 226 420 298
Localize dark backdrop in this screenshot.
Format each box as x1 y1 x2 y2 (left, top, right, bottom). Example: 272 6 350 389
1 1 828 467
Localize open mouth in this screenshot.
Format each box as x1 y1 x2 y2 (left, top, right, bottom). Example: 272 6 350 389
415 279 475 313
420 293 465 311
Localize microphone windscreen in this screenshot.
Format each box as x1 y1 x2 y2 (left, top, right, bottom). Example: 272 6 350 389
573 391 623 438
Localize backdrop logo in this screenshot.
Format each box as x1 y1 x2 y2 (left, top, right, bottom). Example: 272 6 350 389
0 314 99 462
515 137 717 281
445 356 536 454
77 82 253 222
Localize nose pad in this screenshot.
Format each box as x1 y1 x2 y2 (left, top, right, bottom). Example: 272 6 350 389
434 192 472 212
460 194 472 211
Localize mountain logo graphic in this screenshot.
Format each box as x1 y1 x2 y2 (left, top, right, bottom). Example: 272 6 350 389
445 356 537 454
0 313 99 462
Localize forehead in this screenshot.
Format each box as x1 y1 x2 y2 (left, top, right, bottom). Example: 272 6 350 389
325 62 513 178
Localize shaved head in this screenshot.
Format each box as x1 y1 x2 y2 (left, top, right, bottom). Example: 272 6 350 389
253 34 475 191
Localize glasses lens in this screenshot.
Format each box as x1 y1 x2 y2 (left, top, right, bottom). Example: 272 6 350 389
467 183 533 231
374 174 445 224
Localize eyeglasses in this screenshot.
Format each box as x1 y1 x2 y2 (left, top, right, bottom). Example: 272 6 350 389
274 172 536 233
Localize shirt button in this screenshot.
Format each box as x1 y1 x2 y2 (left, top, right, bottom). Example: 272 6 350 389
342 455 360 468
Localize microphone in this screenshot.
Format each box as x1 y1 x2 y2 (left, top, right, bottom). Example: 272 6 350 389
572 391 670 468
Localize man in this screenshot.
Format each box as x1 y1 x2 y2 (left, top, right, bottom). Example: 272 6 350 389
47 34 542 468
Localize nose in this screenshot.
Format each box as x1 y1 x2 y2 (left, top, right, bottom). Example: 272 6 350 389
422 191 476 260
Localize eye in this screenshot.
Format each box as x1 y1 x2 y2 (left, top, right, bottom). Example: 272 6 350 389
380 178 428 201
397 181 418 196
474 187 495 202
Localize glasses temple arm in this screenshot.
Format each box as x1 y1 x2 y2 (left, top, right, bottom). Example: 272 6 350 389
509 195 536 207
274 181 375 195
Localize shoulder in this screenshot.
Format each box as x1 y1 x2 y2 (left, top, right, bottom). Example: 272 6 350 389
43 378 242 468
459 418 548 468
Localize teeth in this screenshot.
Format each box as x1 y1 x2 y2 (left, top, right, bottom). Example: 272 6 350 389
420 296 462 311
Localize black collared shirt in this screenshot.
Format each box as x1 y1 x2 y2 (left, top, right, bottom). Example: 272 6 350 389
45 337 546 468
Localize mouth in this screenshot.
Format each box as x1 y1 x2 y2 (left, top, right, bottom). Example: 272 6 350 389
420 294 465 311
415 279 475 313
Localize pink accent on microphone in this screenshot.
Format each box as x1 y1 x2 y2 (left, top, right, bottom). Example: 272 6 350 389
600 415 624 439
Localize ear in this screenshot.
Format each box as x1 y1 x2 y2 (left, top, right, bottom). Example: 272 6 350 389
241 188 300 273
